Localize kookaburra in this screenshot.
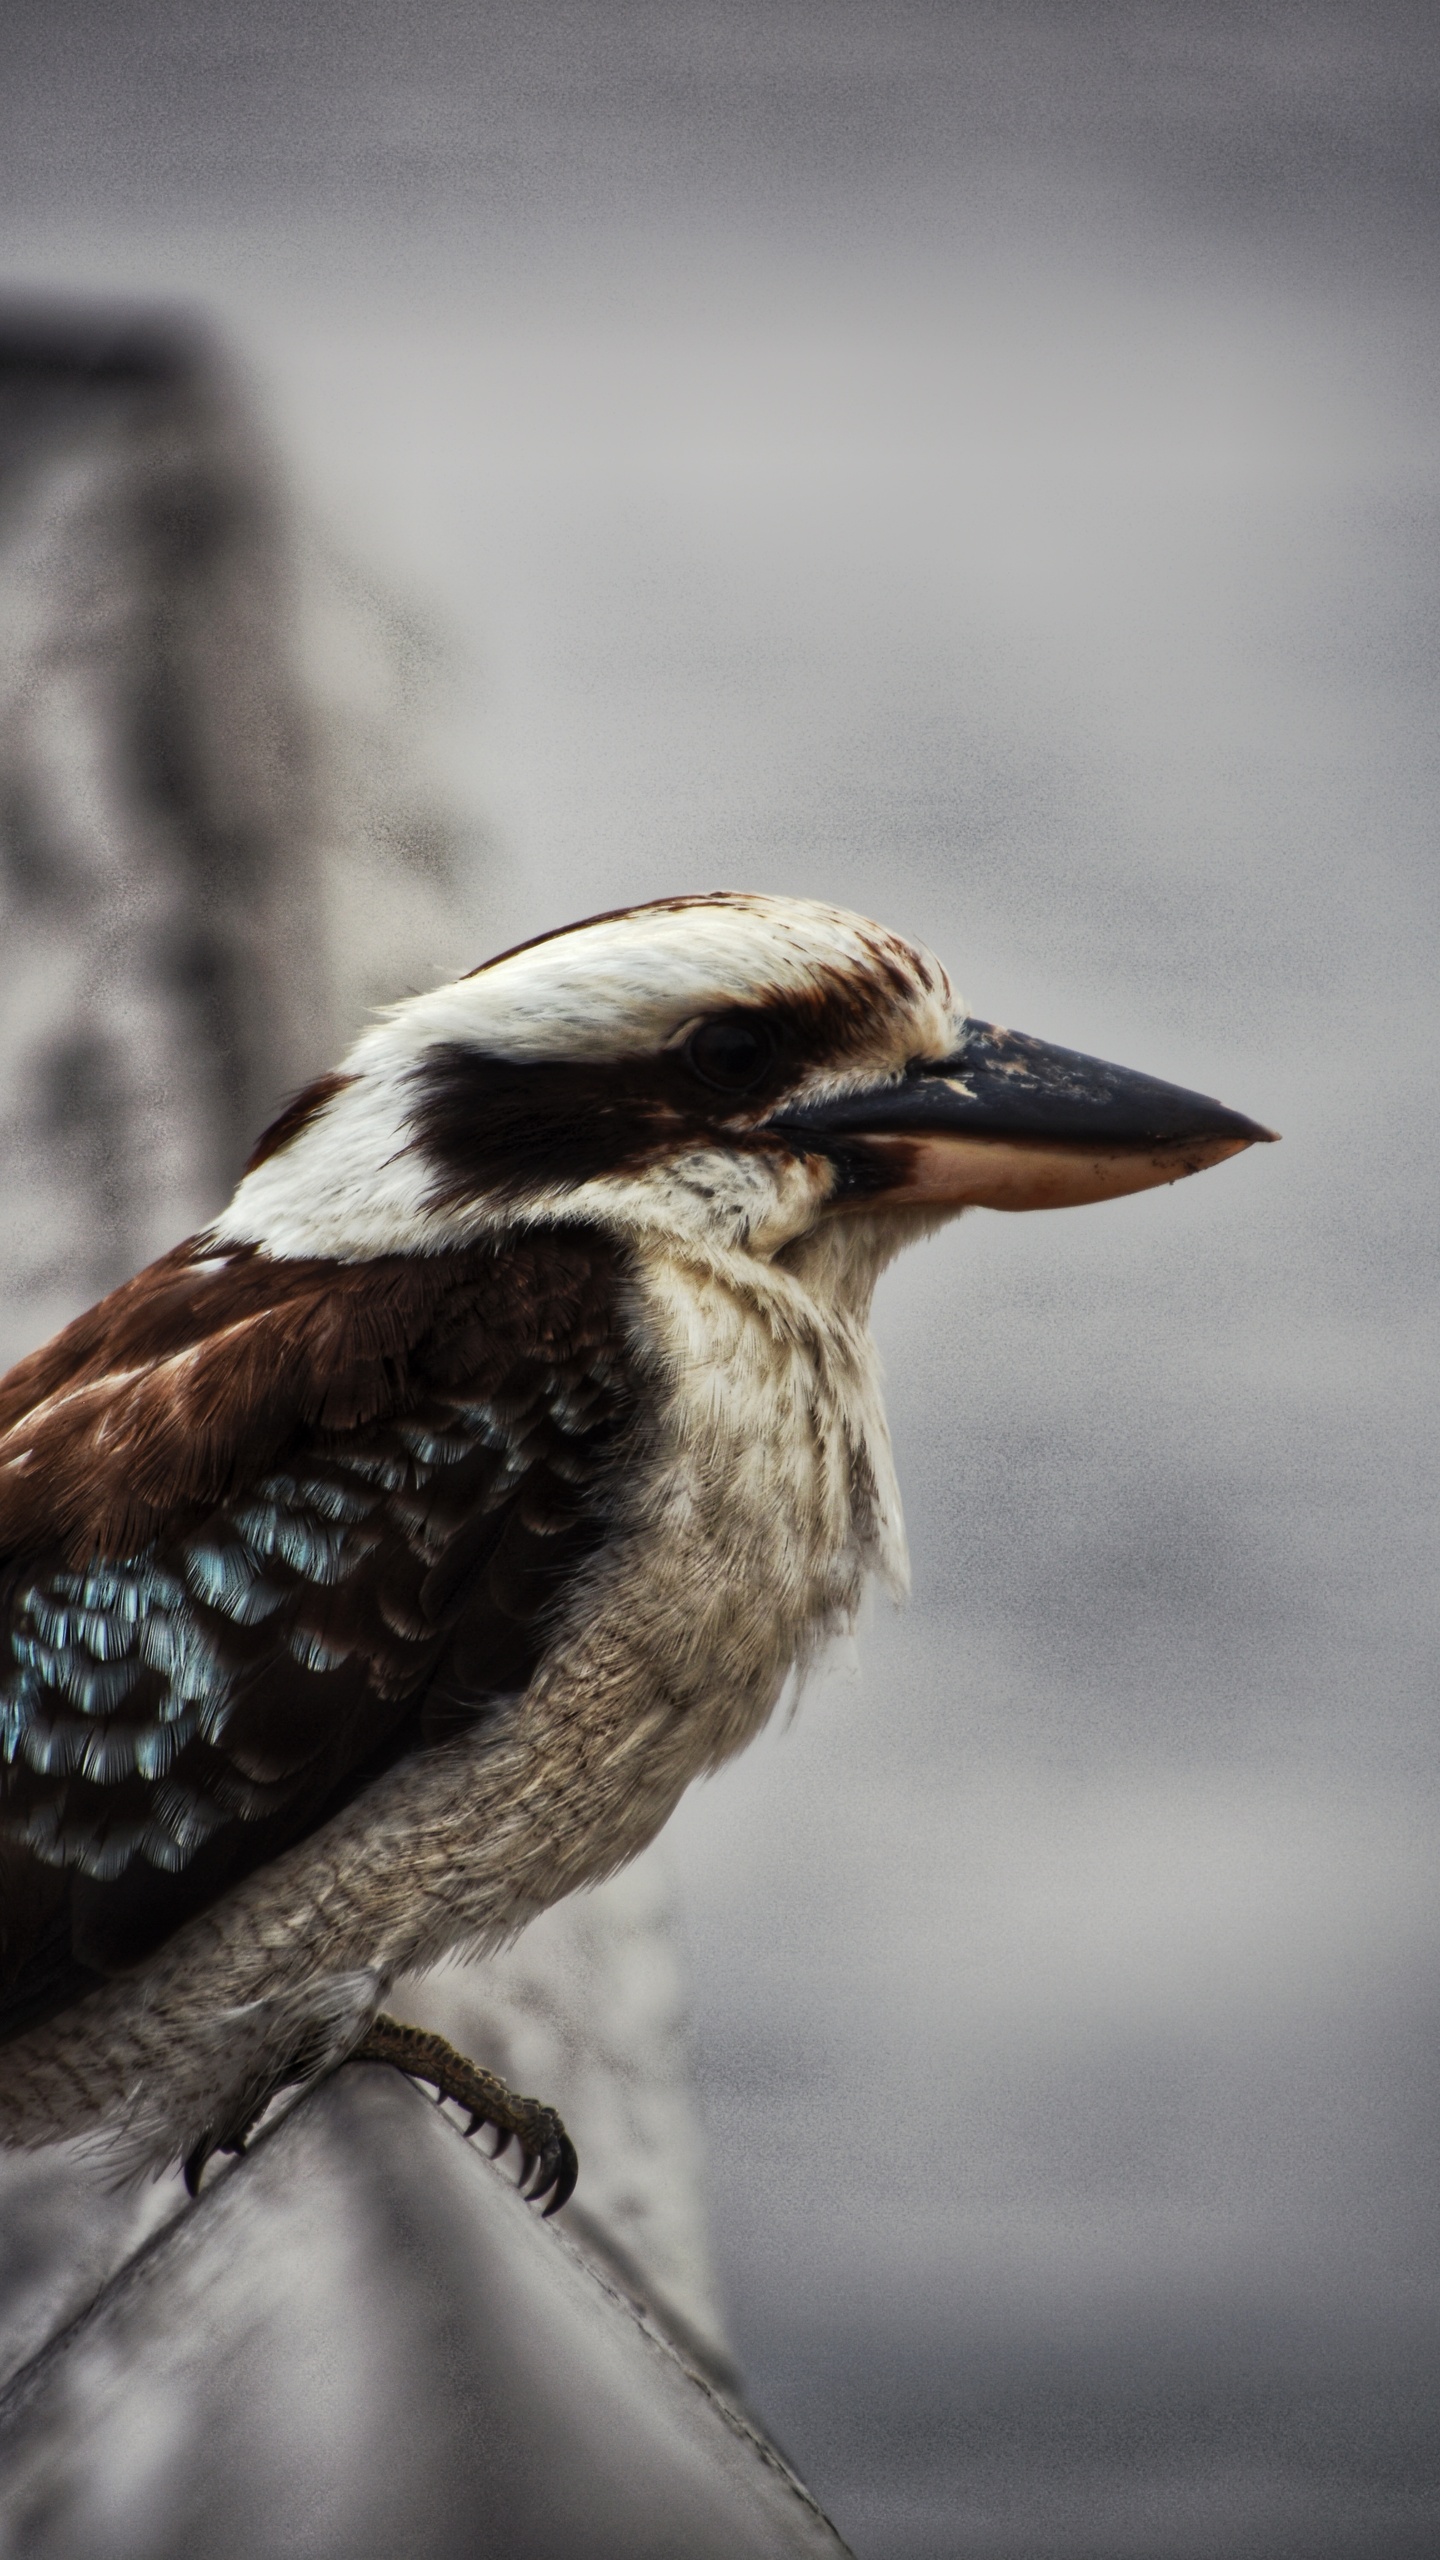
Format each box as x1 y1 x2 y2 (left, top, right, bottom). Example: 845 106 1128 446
0 895 1271 2208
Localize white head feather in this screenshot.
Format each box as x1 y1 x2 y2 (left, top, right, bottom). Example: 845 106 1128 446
213 893 962 1264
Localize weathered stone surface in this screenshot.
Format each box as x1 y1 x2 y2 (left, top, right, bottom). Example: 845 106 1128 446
0 2072 849 2560
0 298 762 2539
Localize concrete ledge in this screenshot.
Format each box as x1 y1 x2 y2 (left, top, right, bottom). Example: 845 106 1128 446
0 2070 851 2560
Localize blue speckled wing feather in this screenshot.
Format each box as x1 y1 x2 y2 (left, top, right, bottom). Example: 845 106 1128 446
0 1230 636 2026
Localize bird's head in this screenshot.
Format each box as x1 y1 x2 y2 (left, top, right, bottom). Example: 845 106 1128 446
216 892 1273 1276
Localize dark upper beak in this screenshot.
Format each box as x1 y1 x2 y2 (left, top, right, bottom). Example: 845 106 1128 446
769 1020 1277 1213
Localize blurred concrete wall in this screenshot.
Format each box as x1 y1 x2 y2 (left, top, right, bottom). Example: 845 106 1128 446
0 306 732 2444
0 310 321 1365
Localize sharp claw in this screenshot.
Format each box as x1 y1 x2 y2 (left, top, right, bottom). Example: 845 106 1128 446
358 2022 577 2209
183 2140 210 2198
543 2142 579 2216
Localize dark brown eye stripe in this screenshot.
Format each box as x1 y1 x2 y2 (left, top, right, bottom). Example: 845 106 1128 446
409 965 917 1208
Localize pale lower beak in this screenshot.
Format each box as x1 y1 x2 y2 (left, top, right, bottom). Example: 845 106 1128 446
768 1021 1277 1214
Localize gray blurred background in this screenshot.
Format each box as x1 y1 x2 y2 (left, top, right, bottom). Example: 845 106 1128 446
1 5 1437 2554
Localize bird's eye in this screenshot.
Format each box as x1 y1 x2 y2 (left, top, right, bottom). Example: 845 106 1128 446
683 1013 778 1095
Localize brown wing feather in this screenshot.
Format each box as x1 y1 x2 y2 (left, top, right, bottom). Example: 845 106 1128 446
0 1226 640 2030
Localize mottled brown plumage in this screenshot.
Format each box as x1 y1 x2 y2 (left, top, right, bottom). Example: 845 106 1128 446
0 1228 638 2023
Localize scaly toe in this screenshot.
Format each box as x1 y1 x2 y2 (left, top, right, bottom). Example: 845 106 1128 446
347 2013 578 2210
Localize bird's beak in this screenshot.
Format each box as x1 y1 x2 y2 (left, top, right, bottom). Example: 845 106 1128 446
770 1021 1277 1213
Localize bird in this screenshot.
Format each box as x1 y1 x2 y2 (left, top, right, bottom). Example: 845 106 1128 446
0 892 1271 2208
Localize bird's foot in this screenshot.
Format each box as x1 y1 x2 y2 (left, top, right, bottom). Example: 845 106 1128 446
180 2004 577 2212
181 1994 362 2198
348 2012 578 2214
